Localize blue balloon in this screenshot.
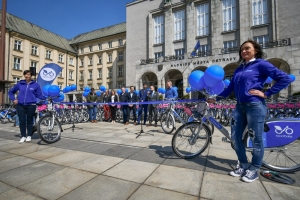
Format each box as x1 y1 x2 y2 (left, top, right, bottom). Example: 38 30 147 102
48 85 60 97
100 85 106 92
206 81 225 95
117 89 122 95
186 87 191 93
289 74 296 82
265 77 273 84
64 86 71 93
96 91 101 97
125 88 129 93
135 90 139 95
62 88 66 93
83 91 89 97
70 84 77 91
42 85 51 96
58 93 64 101
204 65 225 88
161 88 166 94
188 70 206 91
173 87 178 91
158 88 162 93
223 79 230 88
84 86 91 93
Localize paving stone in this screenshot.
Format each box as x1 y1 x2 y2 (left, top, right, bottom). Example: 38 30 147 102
0 161 64 187
78 143 115 154
263 181 300 200
100 146 142 158
200 172 270 200
145 165 203 196
7 145 51 155
51 140 96 150
44 150 95 166
128 149 172 164
70 154 124 174
129 185 198 200
0 188 42 200
0 182 12 194
148 142 173 152
20 167 97 200
0 142 34 152
103 159 159 183
0 156 38 173
24 147 72 160
59 175 140 200
0 151 17 161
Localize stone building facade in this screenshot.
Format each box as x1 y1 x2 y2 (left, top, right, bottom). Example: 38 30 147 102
126 0 300 98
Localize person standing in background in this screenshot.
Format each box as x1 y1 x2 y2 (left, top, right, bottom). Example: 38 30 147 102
137 83 148 125
87 88 98 123
127 86 138 125
165 80 178 99
119 87 129 125
8 70 45 143
109 90 118 123
102 90 111 121
147 86 159 127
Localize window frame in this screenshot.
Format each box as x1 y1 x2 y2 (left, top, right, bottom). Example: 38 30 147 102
222 0 237 32
13 57 21 70
196 3 210 36
46 50 52 60
31 45 38 55
252 0 268 26
153 15 164 44
14 40 22 51
118 66 123 77
174 9 185 41
69 70 73 80
98 68 102 79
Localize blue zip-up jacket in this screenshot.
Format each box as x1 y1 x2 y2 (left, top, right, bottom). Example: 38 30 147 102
139 89 148 101
165 87 178 99
8 80 46 105
219 59 291 103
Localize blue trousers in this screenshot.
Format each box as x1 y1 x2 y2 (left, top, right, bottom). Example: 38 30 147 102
138 104 148 124
231 102 267 171
89 106 97 121
16 105 36 138
122 105 128 123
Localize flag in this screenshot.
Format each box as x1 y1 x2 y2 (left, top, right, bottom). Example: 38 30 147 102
191 40 200 57
37 63 62 88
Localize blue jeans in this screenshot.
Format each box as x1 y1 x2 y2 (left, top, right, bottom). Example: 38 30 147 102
12 114 19 126
138 104 148 124
16 105 36 138
89 106 97 121
122 105 128 123
231 101 267 171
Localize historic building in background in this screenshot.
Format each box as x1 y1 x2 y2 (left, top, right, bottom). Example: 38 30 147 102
0 12 126 102
126 0 300 98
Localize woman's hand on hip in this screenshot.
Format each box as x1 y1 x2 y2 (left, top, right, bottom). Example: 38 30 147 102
13 100 18 105
248 89 266 98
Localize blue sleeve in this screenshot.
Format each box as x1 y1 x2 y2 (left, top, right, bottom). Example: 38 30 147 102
36 85 46 100
259 61 292 97
173 88 178 98
8 84 19 101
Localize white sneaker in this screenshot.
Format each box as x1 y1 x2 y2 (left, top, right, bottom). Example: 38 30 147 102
19 137 26 143
26 136 31 142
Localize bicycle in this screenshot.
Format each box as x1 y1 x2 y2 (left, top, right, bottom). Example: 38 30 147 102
37 98 63 144
171 96 300 173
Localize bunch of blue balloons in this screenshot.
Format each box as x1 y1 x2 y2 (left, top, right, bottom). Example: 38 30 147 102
62 84 77 94
188 65 225 95
158 88 166 94
42 84 65 102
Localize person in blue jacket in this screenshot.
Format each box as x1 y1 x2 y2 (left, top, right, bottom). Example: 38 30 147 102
165 81 178 99
137 83 148 125
8 70 45 143
209 40 291 183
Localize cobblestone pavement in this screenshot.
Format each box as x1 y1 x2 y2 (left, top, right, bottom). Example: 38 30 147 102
0 121 299 200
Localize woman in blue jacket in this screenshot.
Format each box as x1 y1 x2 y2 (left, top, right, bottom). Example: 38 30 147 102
215 40 291 183
8 70 45 143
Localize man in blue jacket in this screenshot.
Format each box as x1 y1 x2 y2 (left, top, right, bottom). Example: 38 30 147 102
137 83 148 125
165 80 178 99
127 86 138 125
119 87 129 125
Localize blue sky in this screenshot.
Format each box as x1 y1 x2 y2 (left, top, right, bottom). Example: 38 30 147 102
1 0 128 39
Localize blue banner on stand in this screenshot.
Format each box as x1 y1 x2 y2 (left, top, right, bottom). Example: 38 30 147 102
37 63 62 88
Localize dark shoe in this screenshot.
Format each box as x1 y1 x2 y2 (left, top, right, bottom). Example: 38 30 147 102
125 122 129 125
154 124 157 127
134 122 137 125
147 124 152 126
91 121 94 123
136 122 140 126
94 120 98 123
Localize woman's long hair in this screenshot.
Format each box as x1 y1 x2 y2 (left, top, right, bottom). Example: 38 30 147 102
237 39 267 63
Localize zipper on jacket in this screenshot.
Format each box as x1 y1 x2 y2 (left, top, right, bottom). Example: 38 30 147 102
24 83 29 105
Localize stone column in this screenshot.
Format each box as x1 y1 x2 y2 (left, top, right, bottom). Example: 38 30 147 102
182 72 189 96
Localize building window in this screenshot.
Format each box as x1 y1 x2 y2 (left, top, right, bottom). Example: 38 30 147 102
252 0 268 26
175 49 185 60
69 57 74 65
108 41 112 48
154 15 164 44
198 45 211 57
80 71 84 80
80 48 84 54
80 59 84 66
98 68 102 79
14 40 22 51
31 61 37 68
58 83 63 90
31 45 38 55
80 85 84 90
98 55 102 64
107 82 113 89
118 66 123 77
118 52 123 61
197 3 209 36
254 35 269 48
223 0 236 31
69 71 73 80
108 54 112 63
108 68 112 78
118 39 123 46
89 70 93 80
58 54 63 63
89 57 93 65
98 44 102 50
223 40 238 54
118 81 124 88
174 10 185 41
46 50 52 59
58 70 63 78
13 57 21 70
89 46 92 52
154 52 164 63
13 77 20 83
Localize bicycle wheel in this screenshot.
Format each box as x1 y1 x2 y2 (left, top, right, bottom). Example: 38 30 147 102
172 122 211 159
275 112 286 118
160 112 175 134
37 115 61 144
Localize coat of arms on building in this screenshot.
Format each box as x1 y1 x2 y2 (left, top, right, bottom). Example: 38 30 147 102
158 65 163 71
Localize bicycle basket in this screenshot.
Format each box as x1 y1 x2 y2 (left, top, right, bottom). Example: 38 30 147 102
195 102 207 114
